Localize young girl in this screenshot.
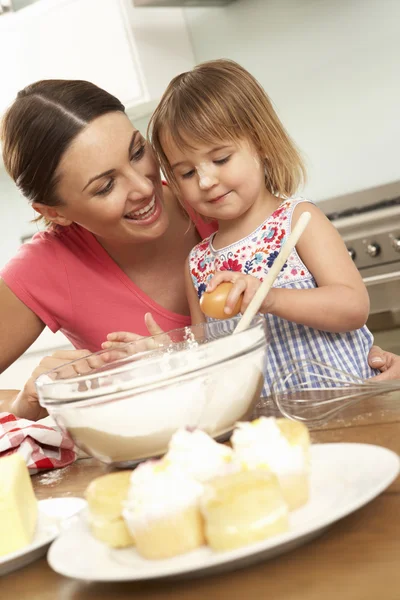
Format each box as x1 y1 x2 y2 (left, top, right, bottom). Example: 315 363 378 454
107 59 378 394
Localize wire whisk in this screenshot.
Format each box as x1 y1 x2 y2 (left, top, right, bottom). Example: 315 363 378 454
270 358 400 423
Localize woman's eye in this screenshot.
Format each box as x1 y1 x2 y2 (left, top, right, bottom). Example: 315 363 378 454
95 179 114 196
181 169 195 180
214 156 230 165
131 144 146 161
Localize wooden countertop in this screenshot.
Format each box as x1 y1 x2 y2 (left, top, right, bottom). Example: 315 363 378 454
3 392 400 600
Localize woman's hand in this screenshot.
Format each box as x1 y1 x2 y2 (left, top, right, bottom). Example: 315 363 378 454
368 345 400 381
205 271 275 316
11 349 106 421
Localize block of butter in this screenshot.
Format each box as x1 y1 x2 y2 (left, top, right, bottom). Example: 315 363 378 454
0 453 38 557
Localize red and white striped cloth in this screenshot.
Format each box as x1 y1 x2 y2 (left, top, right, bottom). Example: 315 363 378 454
0 412 76 474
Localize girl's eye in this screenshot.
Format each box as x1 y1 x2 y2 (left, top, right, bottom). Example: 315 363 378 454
181 169 195 180
131 144 146 161
180 156 230 180
95 179 114 196
214 156 230 165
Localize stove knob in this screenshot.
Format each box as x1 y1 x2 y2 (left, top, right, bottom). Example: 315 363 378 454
366 243 381 257
392 238 400 252
348 248 356 260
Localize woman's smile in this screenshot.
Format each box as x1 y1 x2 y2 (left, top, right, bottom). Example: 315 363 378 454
123 194 161 225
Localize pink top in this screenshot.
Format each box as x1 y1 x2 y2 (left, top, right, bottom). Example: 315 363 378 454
0 216 216 353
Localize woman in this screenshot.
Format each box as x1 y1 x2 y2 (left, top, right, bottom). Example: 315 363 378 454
0 79 398 420
0 78 214 418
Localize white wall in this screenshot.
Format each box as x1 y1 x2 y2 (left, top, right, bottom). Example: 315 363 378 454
184 0 400 201
0 171 40 266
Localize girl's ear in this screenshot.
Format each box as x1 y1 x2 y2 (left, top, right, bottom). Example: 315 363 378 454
32 203 73 226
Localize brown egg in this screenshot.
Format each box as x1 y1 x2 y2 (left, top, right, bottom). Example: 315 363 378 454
200 282 243 320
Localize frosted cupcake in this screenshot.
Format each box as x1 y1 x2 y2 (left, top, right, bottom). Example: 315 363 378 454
231 417 310 510
166 429 289 552
201 469 289 551
164 428 238 482
85 471 134 548
123 460 205 559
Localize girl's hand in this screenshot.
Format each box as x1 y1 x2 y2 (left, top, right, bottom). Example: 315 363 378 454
206 271 275 316
101 313 170 353
101 331 144 349
12 349 106 421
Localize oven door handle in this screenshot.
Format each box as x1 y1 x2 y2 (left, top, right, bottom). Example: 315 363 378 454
363 270 400 286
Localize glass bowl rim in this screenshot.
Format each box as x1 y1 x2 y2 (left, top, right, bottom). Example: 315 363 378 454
36 315 268 404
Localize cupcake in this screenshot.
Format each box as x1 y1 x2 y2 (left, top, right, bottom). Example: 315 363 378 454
201 469 289 551
123 460 205 559
85 471 134 548
231 417 310 510
164 428 238 482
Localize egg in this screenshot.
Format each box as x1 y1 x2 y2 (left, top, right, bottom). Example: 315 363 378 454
200 282 243 320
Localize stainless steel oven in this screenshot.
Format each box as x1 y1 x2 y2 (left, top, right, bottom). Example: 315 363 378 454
319 180 400 355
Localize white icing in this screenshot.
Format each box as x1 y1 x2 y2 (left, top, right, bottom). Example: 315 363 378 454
165 429 238 482
123 460 203 527
231 417 305 475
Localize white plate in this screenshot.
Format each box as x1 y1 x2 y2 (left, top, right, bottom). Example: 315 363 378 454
47 443 399 582
0 497 86 577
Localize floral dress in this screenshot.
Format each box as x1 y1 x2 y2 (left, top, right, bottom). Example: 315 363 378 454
188 198 377 396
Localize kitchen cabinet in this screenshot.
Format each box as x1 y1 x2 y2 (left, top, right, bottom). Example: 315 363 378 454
0 0 195 120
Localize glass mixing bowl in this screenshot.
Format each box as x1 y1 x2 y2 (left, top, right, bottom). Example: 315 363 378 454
36 316 268 467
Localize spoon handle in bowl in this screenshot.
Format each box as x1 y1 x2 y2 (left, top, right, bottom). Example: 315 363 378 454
233 211 311 334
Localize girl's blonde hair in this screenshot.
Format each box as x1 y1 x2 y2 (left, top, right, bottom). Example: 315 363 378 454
148 59 306 199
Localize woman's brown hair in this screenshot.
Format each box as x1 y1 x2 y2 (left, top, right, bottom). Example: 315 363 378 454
1 79 125 223
149 59 306 199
